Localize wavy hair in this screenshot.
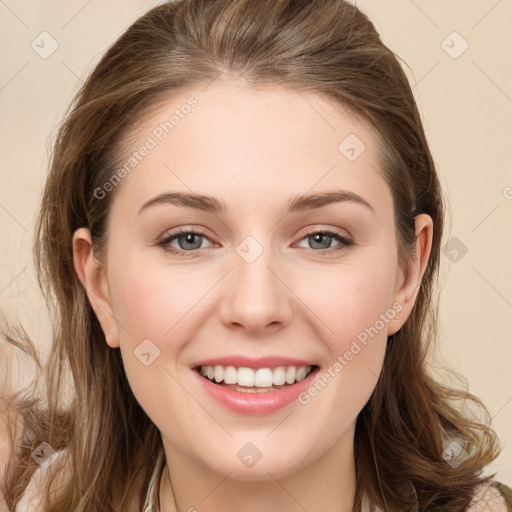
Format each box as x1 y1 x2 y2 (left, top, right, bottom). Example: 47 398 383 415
1 0 501 510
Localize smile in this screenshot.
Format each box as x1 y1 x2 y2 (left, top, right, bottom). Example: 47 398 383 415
197 364 316 392
193 364 320 415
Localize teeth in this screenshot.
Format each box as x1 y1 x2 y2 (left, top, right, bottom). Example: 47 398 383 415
273 367 286 385
255 368 273 387
223 366 238 384
198 365 314 387
238 367 255 387
296 367 308 381
285 366 296 384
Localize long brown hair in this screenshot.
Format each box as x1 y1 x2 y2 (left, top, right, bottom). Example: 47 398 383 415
1 0 501 510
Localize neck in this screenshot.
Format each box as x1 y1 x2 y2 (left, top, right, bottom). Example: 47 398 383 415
159 427 358 512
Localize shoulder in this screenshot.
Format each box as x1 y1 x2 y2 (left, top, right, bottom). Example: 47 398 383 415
467 482 511 512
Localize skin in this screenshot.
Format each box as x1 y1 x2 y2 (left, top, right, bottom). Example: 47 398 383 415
73 78 433 512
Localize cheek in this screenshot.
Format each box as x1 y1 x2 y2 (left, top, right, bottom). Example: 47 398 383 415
293 253 396 411
297 256 397 350
105 256 207 432
107 254 212 344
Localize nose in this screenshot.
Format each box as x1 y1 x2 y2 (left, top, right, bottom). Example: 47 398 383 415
217 240 294 335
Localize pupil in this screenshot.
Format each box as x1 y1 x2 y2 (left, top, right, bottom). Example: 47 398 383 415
311 233 330 249
180 233 201 250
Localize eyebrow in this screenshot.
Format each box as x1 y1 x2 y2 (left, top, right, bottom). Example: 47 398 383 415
138 190 375 216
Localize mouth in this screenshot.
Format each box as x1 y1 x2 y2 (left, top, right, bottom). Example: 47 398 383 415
194 364 320 393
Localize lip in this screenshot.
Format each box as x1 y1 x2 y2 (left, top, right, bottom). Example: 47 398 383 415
193 365 320 416
192 356 316 370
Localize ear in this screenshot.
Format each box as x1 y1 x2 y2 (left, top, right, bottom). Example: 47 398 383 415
72 228 120 348
387 214 433 336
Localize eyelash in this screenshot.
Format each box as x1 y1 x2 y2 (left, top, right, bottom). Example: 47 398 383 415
157 227 354 257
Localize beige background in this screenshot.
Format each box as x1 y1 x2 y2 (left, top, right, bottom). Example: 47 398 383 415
1 0 511 486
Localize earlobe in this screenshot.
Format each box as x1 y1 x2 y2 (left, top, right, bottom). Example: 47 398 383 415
72 228 120 348
388 214 434 336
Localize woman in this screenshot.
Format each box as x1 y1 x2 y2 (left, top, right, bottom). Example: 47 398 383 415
1 0 511 510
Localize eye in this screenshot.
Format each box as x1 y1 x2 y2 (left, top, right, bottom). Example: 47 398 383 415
295 230 353 254
157 227 354 257
157 228 213 256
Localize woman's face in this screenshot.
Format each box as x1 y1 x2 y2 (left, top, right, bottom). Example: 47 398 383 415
74 78 432 481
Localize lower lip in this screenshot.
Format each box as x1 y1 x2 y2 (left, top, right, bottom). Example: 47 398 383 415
193 367 319 416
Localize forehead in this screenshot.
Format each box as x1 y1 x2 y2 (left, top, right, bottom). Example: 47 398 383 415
109 79 391 219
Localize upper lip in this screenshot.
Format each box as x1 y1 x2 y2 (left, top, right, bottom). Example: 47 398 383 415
192 356 318 370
